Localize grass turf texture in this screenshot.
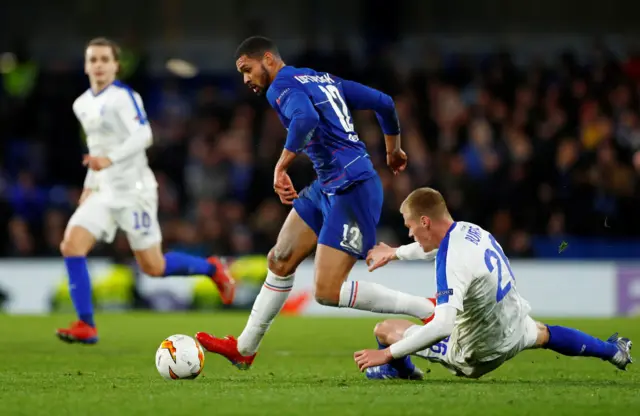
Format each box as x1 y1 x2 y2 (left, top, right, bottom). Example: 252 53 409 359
0 313 638 416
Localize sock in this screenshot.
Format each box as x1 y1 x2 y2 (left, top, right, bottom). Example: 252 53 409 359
64 256 95 327
237 270 295 356
162 252 215 277
546 325 618 360
338 281 435 320
377 337 416 375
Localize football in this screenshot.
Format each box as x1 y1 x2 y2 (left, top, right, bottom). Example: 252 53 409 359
155 334 205 380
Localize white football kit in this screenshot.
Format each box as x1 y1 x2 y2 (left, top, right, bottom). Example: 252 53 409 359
67 81 161 250
398 222 538 378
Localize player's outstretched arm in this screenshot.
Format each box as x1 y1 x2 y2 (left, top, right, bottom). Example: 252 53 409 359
389 306 456 357
354 305 457 371
272 89 320 205
397 243 438 261
341 79 406 174
366 242 438 272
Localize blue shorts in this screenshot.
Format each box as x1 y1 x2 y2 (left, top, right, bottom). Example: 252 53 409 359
293 175 383 259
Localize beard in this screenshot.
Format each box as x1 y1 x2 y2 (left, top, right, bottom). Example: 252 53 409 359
253 64 271 96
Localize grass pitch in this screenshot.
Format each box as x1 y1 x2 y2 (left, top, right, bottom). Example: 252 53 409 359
0 313 638 416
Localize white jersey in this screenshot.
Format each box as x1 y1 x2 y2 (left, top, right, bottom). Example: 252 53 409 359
435 221 531 363
73 81 156 202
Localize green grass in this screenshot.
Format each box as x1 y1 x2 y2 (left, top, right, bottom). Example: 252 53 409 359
0 313 638 416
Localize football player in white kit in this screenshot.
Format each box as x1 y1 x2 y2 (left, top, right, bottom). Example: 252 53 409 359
354 187 633 379
56 38 236 344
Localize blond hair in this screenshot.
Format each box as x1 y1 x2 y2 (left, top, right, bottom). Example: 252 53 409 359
400 187 450 220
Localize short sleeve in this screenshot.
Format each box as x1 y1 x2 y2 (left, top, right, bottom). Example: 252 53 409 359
435 232 472 311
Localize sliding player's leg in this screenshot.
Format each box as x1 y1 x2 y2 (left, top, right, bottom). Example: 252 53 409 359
364 319 425 380
534 320 633 370
315 176 435 321
56 193 113 344
196 205 318 369
367 318 463 379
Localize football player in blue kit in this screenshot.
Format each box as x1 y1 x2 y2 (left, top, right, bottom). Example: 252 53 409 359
196 36 437 369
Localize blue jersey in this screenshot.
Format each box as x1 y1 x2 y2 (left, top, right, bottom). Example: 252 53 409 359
266 66 399 193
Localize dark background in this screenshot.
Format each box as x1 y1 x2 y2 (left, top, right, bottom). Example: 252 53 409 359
2 0 640 260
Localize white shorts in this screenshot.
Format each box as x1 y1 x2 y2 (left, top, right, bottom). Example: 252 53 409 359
67 191 162 251
408 315 539 379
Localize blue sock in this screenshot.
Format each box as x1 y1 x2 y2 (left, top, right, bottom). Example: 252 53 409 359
64 257 95 327
162 252 216 277
377 337 416 374
546 325 618 360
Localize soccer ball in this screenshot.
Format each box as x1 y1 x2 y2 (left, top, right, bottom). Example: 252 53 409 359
155 334 205 380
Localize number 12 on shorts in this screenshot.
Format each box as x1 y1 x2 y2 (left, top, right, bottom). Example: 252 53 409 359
484 234 515 302
133 211 151 230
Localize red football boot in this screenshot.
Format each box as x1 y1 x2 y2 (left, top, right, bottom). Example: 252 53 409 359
56 320 99 344
207 256 236 305
195 332 256 370
422 297 437 324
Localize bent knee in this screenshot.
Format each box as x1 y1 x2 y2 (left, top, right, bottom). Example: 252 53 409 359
60 226 96 257
267 246 297 277
313 281 341 306
374 322 389 341
60 239 88 257
139 262 165 277
535 321 550 347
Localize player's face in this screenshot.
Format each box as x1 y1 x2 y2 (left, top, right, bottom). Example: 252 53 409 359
403 212 435 252
236 55 270 96
85 45 118 85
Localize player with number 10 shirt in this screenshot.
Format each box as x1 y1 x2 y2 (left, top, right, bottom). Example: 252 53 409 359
196 37 441 370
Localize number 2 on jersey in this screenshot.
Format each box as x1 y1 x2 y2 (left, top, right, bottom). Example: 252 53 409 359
318 85 354 133
484 235 515 302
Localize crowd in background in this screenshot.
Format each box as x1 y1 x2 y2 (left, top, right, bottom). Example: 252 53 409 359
1 41 639 260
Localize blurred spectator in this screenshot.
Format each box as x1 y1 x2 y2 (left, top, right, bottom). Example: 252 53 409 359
1 43 639 259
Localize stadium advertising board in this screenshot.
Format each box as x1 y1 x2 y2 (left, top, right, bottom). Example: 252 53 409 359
0 259 637 317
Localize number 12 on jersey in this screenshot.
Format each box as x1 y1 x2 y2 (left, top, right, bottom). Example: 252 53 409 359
484 235 515 302
318 85 354 134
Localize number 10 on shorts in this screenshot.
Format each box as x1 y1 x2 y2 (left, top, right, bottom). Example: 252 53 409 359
133 211 151 230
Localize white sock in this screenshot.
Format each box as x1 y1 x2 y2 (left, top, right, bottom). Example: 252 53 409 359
237 270 294 356
338 281 435 320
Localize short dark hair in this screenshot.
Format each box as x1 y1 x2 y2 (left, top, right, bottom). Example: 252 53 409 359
86 37 121 61
235 36 279 60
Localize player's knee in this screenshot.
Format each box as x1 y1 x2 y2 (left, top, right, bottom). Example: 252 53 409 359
267 246 296 277
374 322 391 344
139 260 165 277
60 238 88 257
313 281 340 306
535 321 550 347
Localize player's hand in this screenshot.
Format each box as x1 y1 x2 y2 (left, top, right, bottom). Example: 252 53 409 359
366 242 398 272
83 155 113 171
354 348 393 371
386 148 407 175
273 169 298 205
